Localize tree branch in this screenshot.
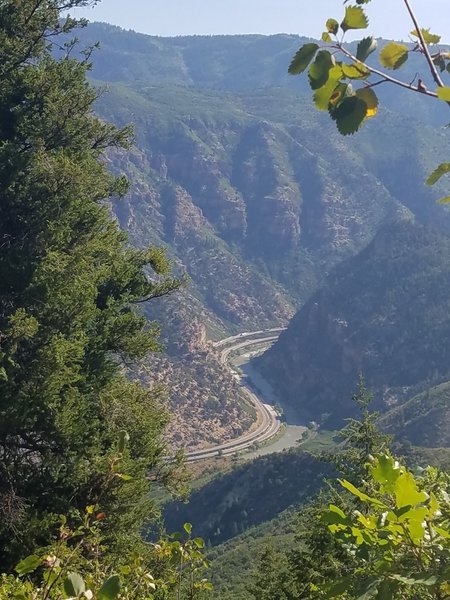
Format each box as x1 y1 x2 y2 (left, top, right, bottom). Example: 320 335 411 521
335 44 438 99
402 0 445 88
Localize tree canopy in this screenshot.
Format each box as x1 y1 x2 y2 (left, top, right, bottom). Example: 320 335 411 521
0 0 180 567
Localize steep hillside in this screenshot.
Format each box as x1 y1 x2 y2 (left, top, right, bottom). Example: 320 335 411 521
163 449 329 545
98 83 450 327
379 381 450 448
74 25 448 126
72 25 450 448
257 220 450 427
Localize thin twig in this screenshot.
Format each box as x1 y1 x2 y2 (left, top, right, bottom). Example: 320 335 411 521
335 44 438 98
402 0 445 88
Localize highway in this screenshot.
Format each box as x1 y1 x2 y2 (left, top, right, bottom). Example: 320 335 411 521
185 328 286 462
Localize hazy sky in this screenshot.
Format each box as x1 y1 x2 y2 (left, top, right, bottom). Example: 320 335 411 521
72 0 448 40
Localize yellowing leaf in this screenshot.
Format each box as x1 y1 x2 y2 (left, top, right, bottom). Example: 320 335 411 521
379 42 409 70
342 62 370 79
411 28 441 45
328 81 352 107
326 18 339 34
341 6 369 32
437 86 450 102
426 162 450 185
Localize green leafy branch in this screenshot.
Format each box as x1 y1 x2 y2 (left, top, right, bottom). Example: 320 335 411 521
289 1 450 133
289 0 450 197
321 454 450 599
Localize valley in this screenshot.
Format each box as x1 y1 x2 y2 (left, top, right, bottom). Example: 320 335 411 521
185 328 308 462
3 5 450 598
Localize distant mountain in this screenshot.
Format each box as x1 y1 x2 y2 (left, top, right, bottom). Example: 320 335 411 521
98 81 450 330
74 24 448 126
79 24 450 334
68 24 450 446
257 220 450 428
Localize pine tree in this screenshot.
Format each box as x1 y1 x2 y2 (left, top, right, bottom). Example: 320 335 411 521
0 0 180 567
247 544 297 600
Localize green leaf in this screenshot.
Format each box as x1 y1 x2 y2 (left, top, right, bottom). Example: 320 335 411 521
426 162 450 185
330 97 370 136
435 526 450 538
322 504 351 526
184 522 193 535
341 6 369 33
379 42 409 69
395 470 427 509
326 18 339 34
438 196 450 204
355 577 382 600
369 454 400 491
309 50 335 90
313 81 339 110
324 576 354 598
338 479 386 505
313 66 344 110
392 573 439 586
15 555 41 575
437 87 450 102
63 573 86 598
116 473 133 481
289 43 319 75
98 575 121 600
356 37 377 62
411 28 441 44
342 62 370 79
322 32 332 43
397 506 428 523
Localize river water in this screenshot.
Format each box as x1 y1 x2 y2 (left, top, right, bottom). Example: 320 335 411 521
229 350 308 459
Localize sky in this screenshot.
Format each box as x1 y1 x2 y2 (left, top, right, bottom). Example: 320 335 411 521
72 0 449 41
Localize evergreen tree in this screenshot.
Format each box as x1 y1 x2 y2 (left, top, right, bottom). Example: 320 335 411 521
248 381 391 599
247 544 297 600
326 376 392 484
0 0 180 567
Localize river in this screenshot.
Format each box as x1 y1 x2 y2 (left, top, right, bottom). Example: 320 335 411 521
229 349 308 459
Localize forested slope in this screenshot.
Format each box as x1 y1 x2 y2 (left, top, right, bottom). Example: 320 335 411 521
257 220 450 431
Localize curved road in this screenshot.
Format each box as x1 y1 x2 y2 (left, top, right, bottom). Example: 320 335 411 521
185 329 286 462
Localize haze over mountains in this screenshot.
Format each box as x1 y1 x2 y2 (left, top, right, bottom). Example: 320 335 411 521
71 22 450 451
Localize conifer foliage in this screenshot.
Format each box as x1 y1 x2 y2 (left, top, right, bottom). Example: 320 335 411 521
0 0 180 566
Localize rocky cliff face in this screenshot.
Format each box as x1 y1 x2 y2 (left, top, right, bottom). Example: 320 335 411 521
83 27 450 446
98 82 450 337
